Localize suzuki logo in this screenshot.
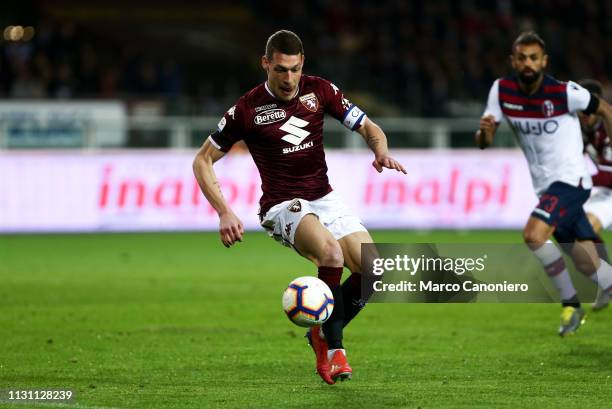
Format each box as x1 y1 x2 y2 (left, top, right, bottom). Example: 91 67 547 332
280 116 310 145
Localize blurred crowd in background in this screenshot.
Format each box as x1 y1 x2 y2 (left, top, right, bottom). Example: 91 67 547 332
0 0 611 117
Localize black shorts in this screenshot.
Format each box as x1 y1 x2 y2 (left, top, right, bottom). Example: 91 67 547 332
531 181 597 243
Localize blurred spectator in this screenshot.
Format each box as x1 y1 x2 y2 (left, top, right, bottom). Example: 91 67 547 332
0 1 610 115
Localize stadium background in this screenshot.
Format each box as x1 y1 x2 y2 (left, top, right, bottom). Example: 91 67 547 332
2 1 612 408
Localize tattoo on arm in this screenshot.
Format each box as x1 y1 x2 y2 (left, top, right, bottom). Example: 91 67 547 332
213 180 223 195
364 133 380 151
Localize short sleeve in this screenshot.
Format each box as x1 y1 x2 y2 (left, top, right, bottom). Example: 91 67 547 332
208 101 247 152
483 79 502 122
318 78 367 131
566 81 593 113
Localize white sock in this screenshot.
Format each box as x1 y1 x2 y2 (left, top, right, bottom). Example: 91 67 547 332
532 242 577 301
327 348 345 361
589 259 612 293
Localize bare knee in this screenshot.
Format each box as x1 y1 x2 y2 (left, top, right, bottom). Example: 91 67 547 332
317 238 344 267
523 216 555 249
523 228 549 249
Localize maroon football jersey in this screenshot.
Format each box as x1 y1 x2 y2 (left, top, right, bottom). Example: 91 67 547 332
209 75 367 215
585 121 612 188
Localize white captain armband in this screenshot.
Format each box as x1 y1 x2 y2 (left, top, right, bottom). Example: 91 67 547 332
342 104 367 131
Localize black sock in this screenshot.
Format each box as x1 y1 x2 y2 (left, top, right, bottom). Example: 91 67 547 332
595 235 610 263
342 272 365 327
318 266 344 349
561 294 581 309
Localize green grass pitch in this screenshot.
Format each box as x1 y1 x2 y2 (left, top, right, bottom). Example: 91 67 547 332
1 230 611 409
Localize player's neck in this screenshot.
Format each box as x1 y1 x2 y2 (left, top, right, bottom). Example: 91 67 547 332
518 76 543 96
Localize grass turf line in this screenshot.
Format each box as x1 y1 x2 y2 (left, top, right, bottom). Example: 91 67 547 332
1 230 611 408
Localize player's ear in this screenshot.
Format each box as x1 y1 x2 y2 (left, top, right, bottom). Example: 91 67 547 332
261 55 269 72
509 53 515 69
542 53 548 69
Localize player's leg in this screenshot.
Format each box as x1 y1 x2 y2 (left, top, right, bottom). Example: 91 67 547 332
337 230 376 327
310 228 374 383
586 211 611 310
523 216 580 307
584 188 612 263
586 211 609 265
565 212 612 306
587 212 603 234
293 214 348 383
260 200 342 384
549 185 612 332
524 183 586 335
302 191 371 382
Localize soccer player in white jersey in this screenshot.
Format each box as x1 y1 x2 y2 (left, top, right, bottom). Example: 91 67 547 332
476 32 612 336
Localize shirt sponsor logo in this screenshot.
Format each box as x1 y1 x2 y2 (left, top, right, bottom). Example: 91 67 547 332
283 141 314 154
254 103 277 113
511 119 559 136
502 102 523 110
299 92 319 112
254 109 287 125
542 100 555 118
280 116 310 145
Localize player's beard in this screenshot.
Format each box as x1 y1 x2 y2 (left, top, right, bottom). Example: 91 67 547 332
518 69 542 85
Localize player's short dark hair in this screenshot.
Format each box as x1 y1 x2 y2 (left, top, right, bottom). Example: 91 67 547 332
265 30 303 60
512 31 546 53
578 79 602 96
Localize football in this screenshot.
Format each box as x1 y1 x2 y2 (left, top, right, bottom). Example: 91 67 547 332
282 276 334 327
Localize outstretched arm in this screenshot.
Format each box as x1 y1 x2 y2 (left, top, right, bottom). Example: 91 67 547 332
356 117 407 174
193 139 244 247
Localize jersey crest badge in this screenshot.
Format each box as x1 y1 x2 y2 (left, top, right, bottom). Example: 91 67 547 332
299 93 319 112
287 199 302 213
542 100 554 118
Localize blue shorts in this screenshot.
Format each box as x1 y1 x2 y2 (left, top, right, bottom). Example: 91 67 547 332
531 181 597 243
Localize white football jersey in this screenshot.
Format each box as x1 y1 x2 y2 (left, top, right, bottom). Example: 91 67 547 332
484 75 594 195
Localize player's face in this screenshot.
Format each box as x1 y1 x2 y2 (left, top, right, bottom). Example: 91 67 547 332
511 44 548 85
262 52 304 101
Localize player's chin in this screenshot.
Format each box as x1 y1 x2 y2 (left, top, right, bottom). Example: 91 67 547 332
277 86 295 100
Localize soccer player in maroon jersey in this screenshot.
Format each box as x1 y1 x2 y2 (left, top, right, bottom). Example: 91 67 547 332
192 30 406 384
578 78 612 310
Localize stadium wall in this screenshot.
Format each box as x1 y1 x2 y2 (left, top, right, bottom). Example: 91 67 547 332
0 150 540 232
